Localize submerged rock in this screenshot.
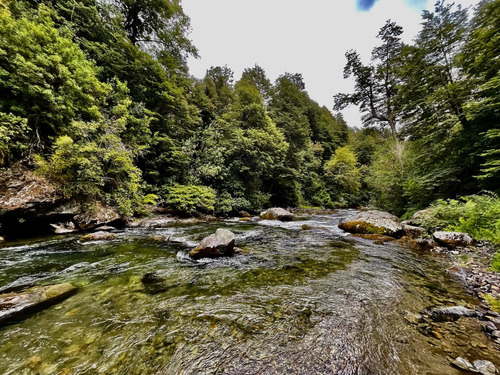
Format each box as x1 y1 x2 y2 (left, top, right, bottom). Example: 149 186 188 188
338 210 403 238
433 231 474 248
260 208 294 221
0 283 77 326
80 231 116 242
429 305 480 322
189 228 235 260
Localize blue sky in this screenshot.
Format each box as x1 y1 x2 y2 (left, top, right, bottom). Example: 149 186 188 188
183 0 481 128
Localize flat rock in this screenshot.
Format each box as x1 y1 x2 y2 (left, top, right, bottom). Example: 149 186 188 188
430 305 479 322
0 283 77 326
80 231 116 242
338 210 403 238
260 208 294 221
189 228 235 259
433 231 474 248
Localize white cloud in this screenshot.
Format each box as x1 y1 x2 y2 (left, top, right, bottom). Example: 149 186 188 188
183 0 481 128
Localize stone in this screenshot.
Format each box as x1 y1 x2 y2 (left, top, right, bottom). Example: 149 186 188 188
73 202 120 230
338 210 403 238
238 217 251 222
492 330 500 339
451 357 474 372
404 312 422 324
429 305 479 322
0 236 4 242
239 211 251 218
0 283 77 326
302 224 327 231
141 272 164 285
189 228 235 259
407 207 435 226
432 231 474 248
260 208 294 221
352 233 396 242
473 360 497 375
96 225 116 232
80 231 116 242
147 235 170 243
402 224 426 238
50 221 77 234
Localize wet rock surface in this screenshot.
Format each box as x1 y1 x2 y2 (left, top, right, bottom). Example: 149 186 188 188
189 228 236 259
260 207 294 221
338 209 403 238
80 231 116 242
0 283 77 326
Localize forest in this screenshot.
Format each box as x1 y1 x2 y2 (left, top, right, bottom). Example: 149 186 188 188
0 0 498 244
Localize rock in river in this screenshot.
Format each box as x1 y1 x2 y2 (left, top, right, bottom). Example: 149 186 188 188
80 231 116 242
0 283 77 326
429 305 480 322
432 231 474 248
260 208 294 221
338 210 403 238
189 228 235 260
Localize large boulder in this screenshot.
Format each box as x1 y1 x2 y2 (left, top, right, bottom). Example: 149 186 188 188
189 228 235 259
260 208 294 221
0 283 77 326
338 210 403 238
432 231 474 248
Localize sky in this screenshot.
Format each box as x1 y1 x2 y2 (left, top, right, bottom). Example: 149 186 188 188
182 0 481 128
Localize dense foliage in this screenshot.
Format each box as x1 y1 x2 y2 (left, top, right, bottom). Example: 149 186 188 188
0 0 498 222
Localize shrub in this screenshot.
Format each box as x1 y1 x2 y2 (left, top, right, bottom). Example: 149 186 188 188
163 184 216 214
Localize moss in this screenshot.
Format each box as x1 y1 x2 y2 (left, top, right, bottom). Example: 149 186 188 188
482 294 500 312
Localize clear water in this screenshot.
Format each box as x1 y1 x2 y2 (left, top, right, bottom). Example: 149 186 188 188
0 210 498 374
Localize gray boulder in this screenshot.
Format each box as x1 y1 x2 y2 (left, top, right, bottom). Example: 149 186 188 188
433 231 474 248
430 305 479 322
260 208 294 221
0 283 77 326
473 360 497 375
338 210 403 238
189 228 235 259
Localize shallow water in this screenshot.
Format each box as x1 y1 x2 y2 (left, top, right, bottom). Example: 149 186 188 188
0 210 498 374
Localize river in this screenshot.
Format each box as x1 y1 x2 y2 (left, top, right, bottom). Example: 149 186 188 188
0 210 498 374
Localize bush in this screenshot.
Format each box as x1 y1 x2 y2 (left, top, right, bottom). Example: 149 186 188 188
421 193 500 244
163 184 216 214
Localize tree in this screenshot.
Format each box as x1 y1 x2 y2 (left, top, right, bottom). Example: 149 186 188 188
0 4 108 156
324 146 361 206
334 20 403 139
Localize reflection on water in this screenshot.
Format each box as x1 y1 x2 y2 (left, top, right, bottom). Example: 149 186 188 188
0 211 498 374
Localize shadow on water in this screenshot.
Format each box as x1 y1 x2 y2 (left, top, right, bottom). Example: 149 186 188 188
0 211 498 374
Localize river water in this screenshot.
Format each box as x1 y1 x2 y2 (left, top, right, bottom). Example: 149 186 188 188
0 210 498 374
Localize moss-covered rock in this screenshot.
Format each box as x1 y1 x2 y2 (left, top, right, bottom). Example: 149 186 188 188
338 210 403 238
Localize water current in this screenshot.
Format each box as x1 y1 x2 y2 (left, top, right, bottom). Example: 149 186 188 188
0 210 498 374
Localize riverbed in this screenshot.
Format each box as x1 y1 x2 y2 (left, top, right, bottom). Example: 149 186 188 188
0 210 498 374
